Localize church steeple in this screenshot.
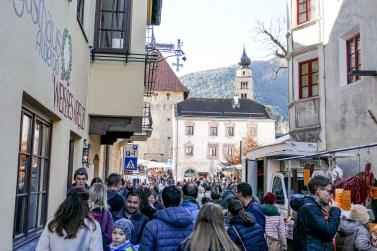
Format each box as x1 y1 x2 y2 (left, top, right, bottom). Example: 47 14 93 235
239 46 251 67
234 47 254 100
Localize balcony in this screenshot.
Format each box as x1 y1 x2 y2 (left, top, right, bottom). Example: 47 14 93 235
88 0 162 145
289 96 321 142
130 102 153 141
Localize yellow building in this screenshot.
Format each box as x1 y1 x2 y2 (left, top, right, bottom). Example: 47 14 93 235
0 0 162 249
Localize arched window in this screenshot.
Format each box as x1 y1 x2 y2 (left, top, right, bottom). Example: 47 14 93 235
244 94 247 99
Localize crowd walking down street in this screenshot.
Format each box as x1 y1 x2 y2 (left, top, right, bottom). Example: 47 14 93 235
30 170 377 251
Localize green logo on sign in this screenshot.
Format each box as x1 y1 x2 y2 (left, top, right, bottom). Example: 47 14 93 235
61 28 72 83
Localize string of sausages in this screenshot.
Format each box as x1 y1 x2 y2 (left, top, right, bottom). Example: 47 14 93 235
334 163 374 204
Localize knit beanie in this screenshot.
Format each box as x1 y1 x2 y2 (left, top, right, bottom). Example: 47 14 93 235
74 168 88 179
113 219 134 237
350 204 369 225
263 192 276 204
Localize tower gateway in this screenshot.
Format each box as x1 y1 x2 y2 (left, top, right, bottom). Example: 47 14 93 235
235 47 254 100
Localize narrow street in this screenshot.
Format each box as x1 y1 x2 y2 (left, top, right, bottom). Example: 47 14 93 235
1 0 377 250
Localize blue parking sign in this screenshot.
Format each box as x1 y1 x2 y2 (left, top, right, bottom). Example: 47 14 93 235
124 157 138 171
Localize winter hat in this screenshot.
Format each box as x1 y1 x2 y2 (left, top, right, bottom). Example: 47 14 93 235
74 168 88 179
264 192 276 204
113 219 134 237
350 204 369 225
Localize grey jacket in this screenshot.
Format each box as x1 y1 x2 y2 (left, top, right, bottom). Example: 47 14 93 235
336 219 377 251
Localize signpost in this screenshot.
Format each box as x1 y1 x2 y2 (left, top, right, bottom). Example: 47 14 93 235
124 144 138 171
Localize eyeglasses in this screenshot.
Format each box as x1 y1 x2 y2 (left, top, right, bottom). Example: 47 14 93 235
320 188 334 194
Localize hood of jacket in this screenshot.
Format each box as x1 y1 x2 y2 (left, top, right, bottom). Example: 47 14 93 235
229 212 256 227
182 195 200 207
222 190 236 200
261 204 280 216
154 206 193 227
338 219 362 236
107 188 119 201
290 195 319 212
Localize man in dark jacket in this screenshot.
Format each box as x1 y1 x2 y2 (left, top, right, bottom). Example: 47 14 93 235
122 190 149 245
181 182 200 223
139 185 195 251
107 173 125 221
290 175 341 251
236 182 265 231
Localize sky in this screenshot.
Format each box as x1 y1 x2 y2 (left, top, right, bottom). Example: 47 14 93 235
154 0 287 76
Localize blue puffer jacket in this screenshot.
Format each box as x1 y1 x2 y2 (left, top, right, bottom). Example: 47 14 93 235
290 195 341 251
181 196 200 223
139 206 195 251
244 200 265 232
227 213 268 251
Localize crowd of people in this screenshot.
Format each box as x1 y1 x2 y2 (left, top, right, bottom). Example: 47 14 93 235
34 168 377 251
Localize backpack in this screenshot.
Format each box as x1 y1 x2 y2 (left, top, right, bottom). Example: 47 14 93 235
91 208 112 251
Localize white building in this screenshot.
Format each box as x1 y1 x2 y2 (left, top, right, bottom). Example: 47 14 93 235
172 98 275 181
287 0 377 175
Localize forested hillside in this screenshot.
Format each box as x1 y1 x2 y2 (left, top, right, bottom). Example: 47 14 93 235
179 61 288 120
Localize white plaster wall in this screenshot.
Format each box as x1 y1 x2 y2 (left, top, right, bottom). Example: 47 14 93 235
0 0 94 248
173 117 275 181
234 68 254 99
324 0 377 173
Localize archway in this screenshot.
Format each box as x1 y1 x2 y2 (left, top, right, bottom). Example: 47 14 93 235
184 169 196 178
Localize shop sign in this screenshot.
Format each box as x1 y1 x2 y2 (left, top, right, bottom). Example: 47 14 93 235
13 0 86 130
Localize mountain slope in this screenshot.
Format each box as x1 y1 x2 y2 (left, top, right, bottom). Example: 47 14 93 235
179 61 288 120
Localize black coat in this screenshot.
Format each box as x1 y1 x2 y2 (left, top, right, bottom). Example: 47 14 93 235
107 189 125 221
227 214 268 251
122 209 149 245
290 195 341 251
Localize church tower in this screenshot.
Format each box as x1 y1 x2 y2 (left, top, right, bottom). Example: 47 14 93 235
234 47 254 100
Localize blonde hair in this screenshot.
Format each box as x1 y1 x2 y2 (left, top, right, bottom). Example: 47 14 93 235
189 203 239 251
88 183 109 210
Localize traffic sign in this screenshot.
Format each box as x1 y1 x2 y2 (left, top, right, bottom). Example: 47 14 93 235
124 157 138 171
125 144 138 157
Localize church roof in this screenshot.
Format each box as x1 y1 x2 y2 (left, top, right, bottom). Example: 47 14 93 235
176 98 271 118
145 53 190 94
239 47 251 67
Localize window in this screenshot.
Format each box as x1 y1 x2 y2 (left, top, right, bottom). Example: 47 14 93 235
297 0 316 25
185 146 193 156
14 108 51 243
272 176 285 205
209 127 218 136
77 0 85 27
347 34 361 84
299 58 319 99
186 126 194 135
240 93 247 99
209 146 217 157
224 146 233 157
226 127 234 137
94 0 132 52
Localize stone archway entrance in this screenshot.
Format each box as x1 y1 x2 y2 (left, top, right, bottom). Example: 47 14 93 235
184 169 196 178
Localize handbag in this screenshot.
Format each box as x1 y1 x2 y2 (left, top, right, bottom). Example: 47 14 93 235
232 225 247 251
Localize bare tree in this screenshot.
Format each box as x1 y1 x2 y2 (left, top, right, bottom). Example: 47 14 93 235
253 16 288 79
